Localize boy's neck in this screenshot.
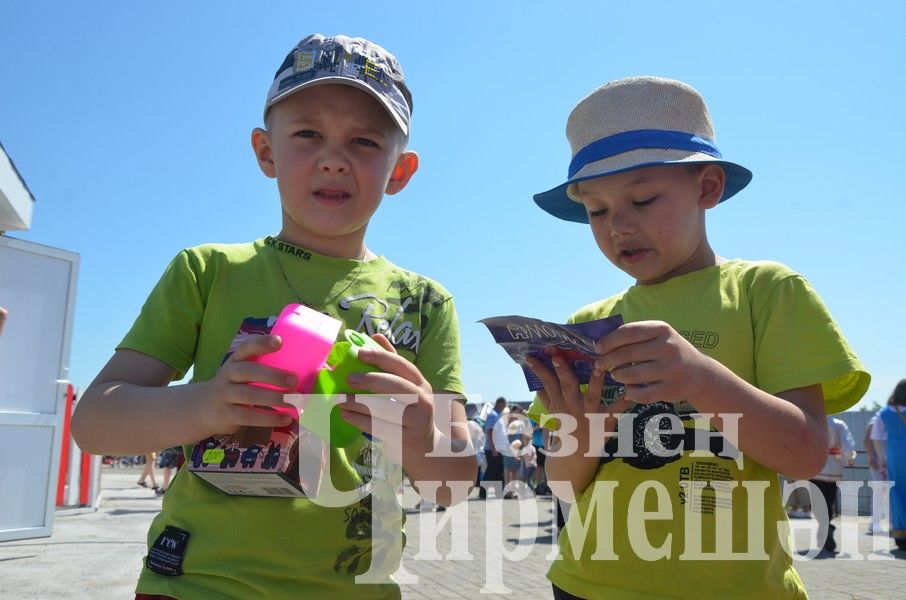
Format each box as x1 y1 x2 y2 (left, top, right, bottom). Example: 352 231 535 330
274 229 374 261
634 246 725 286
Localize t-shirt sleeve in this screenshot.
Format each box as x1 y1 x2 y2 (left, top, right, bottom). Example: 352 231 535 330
117 250 204 379
415 295 464 395
751 271 870 414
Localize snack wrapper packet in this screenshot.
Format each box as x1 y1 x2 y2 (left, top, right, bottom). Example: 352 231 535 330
479 314 623 428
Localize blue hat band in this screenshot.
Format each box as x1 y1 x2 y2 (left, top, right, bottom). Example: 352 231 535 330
568 129 722 179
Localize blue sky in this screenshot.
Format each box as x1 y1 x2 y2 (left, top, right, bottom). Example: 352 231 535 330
2 1 903 412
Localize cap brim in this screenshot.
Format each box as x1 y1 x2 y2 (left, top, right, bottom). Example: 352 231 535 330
264 76 409 136
533 160 753 224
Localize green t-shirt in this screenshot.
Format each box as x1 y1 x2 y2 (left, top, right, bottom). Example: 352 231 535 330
548 260 869 600
120 237 464 600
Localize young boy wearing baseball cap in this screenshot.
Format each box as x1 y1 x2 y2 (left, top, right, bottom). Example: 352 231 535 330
73 33 472 599
528 77 869 599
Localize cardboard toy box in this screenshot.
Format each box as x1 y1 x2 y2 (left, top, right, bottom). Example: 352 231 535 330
187 422 328 498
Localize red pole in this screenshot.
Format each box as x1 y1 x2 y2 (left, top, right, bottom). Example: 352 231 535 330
79 451 91 506
56 384 74 507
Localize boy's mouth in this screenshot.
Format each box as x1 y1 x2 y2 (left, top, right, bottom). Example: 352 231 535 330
620 247 650 262
313 189 351 203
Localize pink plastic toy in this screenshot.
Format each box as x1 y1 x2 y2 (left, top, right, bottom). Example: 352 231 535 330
251 304 342 416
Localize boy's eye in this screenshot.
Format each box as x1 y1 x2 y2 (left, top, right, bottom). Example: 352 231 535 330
294 129 319 139
588 207 608 218
352 137 379 148
633 196 657 207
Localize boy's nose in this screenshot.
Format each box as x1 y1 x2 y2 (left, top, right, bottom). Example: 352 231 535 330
317 149 350 174
609 211 637 235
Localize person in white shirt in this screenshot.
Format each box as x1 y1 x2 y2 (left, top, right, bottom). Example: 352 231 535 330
810 416 856 554
866 410 889 534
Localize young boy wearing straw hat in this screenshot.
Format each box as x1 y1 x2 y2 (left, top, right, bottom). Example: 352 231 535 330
527 77 869 599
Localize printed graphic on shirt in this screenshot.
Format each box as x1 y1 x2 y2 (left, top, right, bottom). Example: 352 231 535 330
598 401 741 516
602 402 739 466
677 459 736 513
338 276 443 354
333 440 402 576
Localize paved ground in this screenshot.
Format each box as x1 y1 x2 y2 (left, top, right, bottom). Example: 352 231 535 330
1 467 904 599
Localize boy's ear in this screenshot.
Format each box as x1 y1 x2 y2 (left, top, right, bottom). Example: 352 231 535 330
385 151 419 195
251 128 276 179
698 163 726 209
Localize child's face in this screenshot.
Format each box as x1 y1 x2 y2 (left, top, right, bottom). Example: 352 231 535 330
252 84 416 257
574 165 721 285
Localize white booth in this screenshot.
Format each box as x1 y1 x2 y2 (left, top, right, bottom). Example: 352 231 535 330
0 142 80 542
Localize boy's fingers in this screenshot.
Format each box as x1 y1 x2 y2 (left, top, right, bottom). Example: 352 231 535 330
229 404 294 427
347 370 423 399
227 334 281 362
339 397 412 429
596 336 663 373
621 382 665 405
584 367 606 408
595 321 663 354
525 358 562 405
608 361 659 386
355 348 425 387
550 354 580 399
370 333 398 354
235 385 298 408
595 346 641 372
226 361 298 390
340 394 403 419
338 409 373 434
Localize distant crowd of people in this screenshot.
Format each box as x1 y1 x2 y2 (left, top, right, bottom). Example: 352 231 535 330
784 379 906 554
104 447 184 496
470 397 549 501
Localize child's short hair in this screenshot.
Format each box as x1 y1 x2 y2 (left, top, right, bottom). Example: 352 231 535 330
264 33 413 136
534 76 753 223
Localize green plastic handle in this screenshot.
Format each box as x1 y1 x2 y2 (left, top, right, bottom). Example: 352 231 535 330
303 330 382 447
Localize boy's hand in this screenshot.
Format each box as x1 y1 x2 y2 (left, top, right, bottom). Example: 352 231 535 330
338 334 436 465
526 349 630 495
195 334 299 433
527 350 633 456
594 320 714 406
527 351 623 425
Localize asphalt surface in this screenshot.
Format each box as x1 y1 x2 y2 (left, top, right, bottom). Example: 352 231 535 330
1 467 904 599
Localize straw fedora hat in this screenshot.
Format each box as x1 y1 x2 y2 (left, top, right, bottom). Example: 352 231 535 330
534 76 752 223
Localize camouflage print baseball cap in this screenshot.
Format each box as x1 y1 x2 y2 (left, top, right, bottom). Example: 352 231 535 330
264 33 412 136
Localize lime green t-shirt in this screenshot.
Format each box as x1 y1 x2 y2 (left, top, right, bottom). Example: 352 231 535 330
120 237 464 600
548 260 869 600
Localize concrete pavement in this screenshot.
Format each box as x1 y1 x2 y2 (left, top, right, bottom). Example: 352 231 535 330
1 467 904 599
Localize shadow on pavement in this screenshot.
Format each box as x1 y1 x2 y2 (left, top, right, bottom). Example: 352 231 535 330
508 531 556 545
108 509 164 516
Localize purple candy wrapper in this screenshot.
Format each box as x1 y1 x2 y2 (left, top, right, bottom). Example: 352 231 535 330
479 314 624 391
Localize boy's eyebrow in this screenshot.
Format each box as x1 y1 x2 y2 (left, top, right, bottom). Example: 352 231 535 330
621 173 652 189
578 172 656 200
279 114 389 135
